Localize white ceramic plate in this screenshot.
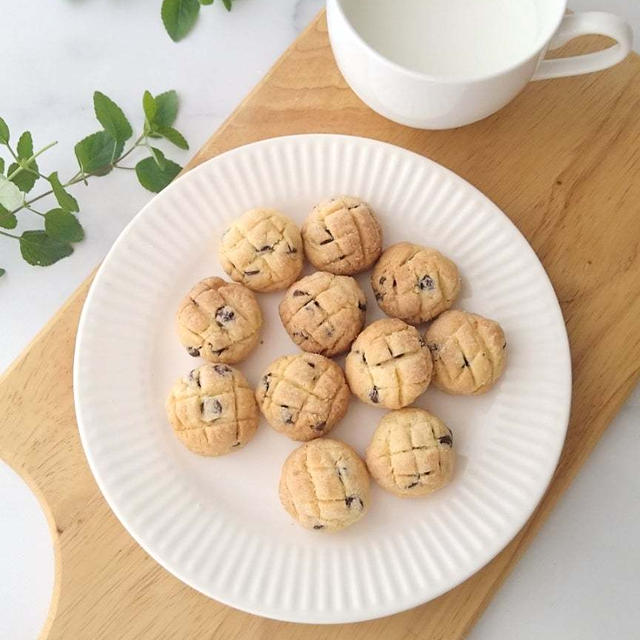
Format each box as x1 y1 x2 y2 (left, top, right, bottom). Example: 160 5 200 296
74 134 571 623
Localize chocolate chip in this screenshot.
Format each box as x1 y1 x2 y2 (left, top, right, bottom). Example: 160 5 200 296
345 495 364 509
280 406 294 424
312 421 326 432
307 361 316 368
244 269 259 276
188 369 201 387
379 276 386 285
214 364 231 375
313 524 324 530
439 435 453 446
325 326 333 337
215 306 235 324
358 301 366 312
293 290 308 297
201 397 222 421
418 275 435 291
369 386 379 403
392 277 397 288
462 355 470 368
262 374 271 392
427 342 438 352
374 292 383 301
187 346 201 357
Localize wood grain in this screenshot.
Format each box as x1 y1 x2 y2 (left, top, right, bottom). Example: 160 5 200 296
1 12 640 640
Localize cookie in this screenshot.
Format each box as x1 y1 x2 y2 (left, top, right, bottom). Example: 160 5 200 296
365 408 455 497
279 271 367 357
219 208 304 292
279 438 370 531
345 318 433 409
255 353 350 441
424 310 506 395
301 196 383 275
371 242 461 324
166 363 259 456
176 277 262 363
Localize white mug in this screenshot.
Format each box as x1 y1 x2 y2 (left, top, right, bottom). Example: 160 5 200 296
326 0 633 129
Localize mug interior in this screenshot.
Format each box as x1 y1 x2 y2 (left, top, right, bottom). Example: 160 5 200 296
336 0 567 81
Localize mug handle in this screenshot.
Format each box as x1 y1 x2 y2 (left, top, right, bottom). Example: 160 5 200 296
532 12 633 80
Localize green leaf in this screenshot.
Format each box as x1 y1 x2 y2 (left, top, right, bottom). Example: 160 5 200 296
8 162 38 193
135 155 181 193
16 131 34 160
161 0 200 42
0 174 23 210
0 268 5 278
149 147 167 170
93 92 133 144
74 131 123 176
157 126 189 150
154 90 179 128
0 205 17 229
143 90 157 124
0 157 4 174
200 0 214 4
48 171 79 212
222 0 232 10
45 208 85 243
0 117 9 144
19 230 73 266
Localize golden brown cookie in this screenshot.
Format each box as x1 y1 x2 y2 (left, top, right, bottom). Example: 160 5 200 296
279 271 367 357
301 196 383 275
219 208 304 292
424 310 506 395
166 363 259 456
366 408 455 497
371 242 461 324
255 353 350 441
345 318 433 409
279 438 370 531
176 277 262 363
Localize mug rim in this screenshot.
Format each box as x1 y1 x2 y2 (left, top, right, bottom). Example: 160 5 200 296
330 0 568 84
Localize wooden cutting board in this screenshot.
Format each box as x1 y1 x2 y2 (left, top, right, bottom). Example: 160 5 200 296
1 12 640 640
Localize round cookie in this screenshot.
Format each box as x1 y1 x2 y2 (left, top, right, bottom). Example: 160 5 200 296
301 196 383 275
371 242 461 324
176 277 262 363
279 438 370 531
345 318 433 409
166 363 259 456
366 408 455 497
424 310 507 395
279 271 367 357
256 353 350 441
219 208 304 292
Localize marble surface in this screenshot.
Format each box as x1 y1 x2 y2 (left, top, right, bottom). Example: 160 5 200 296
0 1 638 638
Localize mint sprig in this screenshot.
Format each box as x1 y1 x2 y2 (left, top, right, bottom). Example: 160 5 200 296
0 89 188 275
161 0 233 42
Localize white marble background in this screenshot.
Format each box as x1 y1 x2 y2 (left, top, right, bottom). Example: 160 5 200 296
1 1 639 638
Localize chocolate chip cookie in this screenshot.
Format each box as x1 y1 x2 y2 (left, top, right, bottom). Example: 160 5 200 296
279 438 370 531
371 242 461 324
255 353 350 441
366 408 455 497
301 196 383 275
345 318 433 409
219 208 304 292
279 271 367 357
166 363 259 456
424 309 506 395
176 277 262 363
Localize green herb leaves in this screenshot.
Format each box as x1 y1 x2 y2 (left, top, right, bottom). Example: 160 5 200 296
1 88 187 274
161 0 233 42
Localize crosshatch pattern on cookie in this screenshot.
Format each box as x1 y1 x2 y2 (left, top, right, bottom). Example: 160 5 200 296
176 277 262 363
425 310 506 395
219 208 303 292
371 242 460 324
302 196 383 275
346 318 433 409
256 354 350 441
279 271 366 356
366 408 455 497
279 439 370 530
166 363 259 456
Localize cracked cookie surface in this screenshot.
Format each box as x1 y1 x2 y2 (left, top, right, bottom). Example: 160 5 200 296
256 353 350 441
302 196 382 275
371 242 460 324
425 310 506 395
166 363 259 456
279 271 366 356
219 208 304 292
366 408 455 497
345 318 433 409
279 438 370 531
176 277 262 363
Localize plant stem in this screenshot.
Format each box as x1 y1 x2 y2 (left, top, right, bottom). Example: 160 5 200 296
25 205 45 218
0 229 19 240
